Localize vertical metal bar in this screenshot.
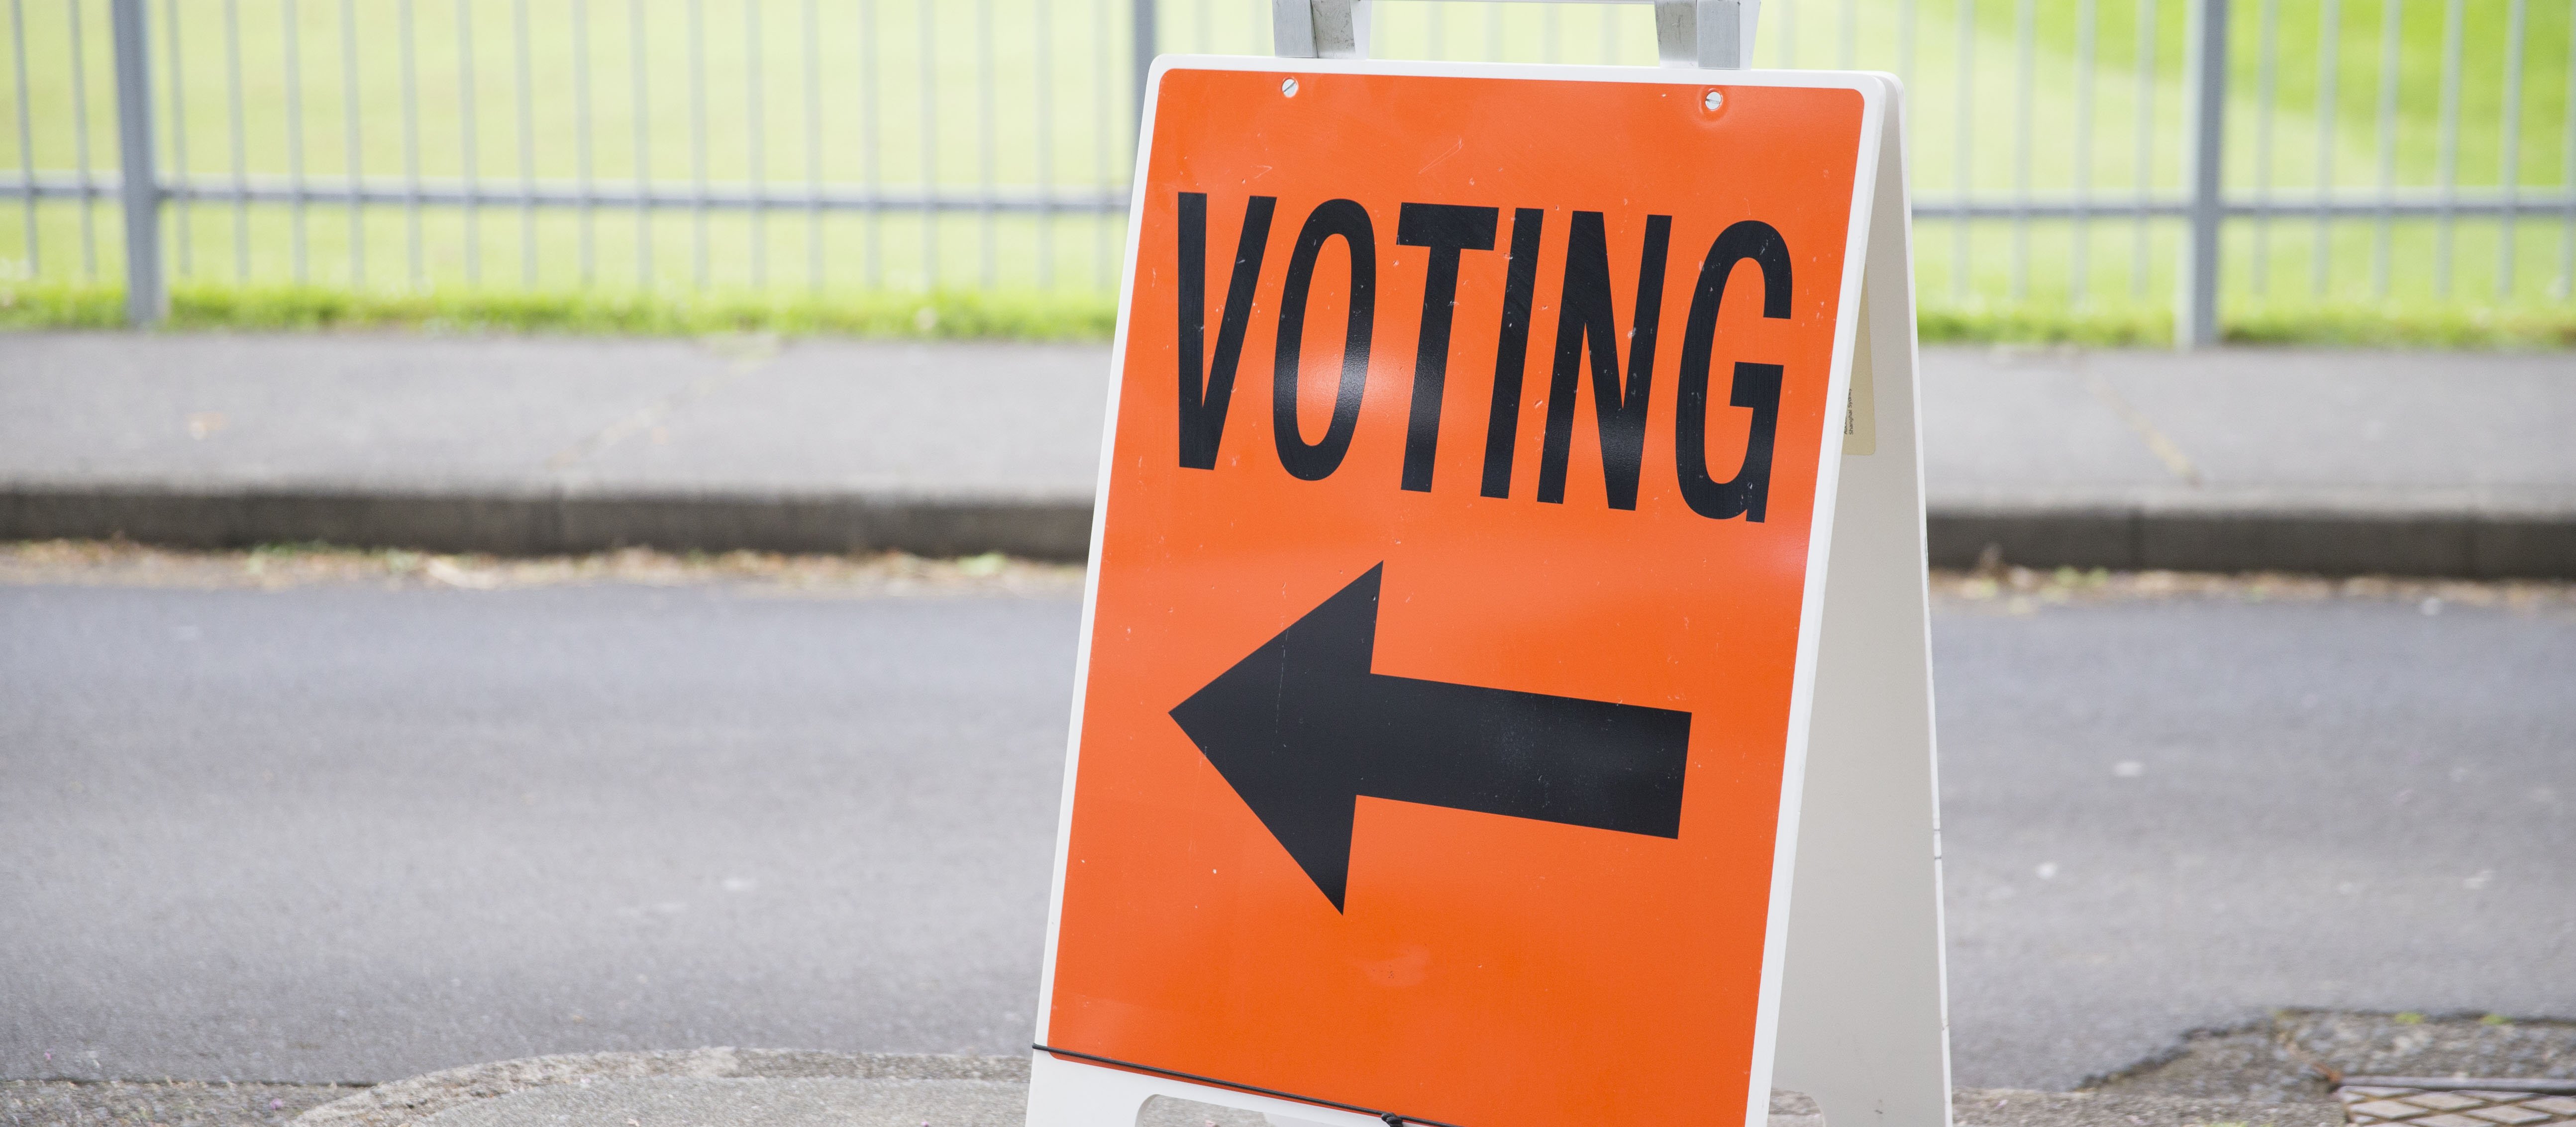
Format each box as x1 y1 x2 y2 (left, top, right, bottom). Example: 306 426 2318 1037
2072 0 2095 305
1899 0 1916 147
2310 0 2337 296
399 0 420 286
977 0 994 288
1093 0 1108 287
1842 0 1858 69
1544 4 1558 63
2431 0 2460 297
746 0 764 288
1192 0 1205 52
456 0 478 285
687 0 704 288
1132 0 1154 131
513 0 532 286
2370 0 2397 298
1601 4 1616 65
11 0 37 278
1035 0 1053 288
2012 0 2033 301
340 0 362 287
162 0 187 278
573 0 592 285
2177 0 2227 348
224 0 244 279
284 0 305 282
1779 0 1794 66
70 0 95 279
1485 0 1501 61
2560 0 2576 299
1899 0 1917 101
110 0 159 321
1952 0 1971 297
919 0 936 290
2252 0 2275 294
2494 0 2523 299
862 0 880 286
630 0 649 288
1426 0 1441 60
2131 0 2155 299
803 0 820 291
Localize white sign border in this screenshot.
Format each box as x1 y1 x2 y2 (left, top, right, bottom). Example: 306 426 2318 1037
1030 54 1902 1127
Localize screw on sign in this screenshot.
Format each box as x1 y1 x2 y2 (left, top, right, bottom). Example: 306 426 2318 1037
1028 54 1948 1127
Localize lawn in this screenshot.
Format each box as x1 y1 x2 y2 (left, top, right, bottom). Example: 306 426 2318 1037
4 0 2572 342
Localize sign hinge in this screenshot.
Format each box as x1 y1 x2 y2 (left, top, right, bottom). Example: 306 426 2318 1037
1272 0 1369 60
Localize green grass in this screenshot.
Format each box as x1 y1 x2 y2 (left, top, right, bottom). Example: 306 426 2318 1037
5 0 2573 340
8 277 2567 349
0 278 1119 339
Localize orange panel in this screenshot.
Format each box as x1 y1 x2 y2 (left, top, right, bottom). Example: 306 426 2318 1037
1047 65 1866 1127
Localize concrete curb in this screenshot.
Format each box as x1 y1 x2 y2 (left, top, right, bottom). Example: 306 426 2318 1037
6 484 2572 577
1927 502 2576 578
283 1051 2347 1127
0 485 1098 562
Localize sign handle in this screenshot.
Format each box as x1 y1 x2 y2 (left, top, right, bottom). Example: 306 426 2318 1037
1269 0 1761 69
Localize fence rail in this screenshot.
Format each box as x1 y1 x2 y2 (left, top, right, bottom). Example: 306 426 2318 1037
7 0 2575 345
27 170 2569 219
16 171 1133 212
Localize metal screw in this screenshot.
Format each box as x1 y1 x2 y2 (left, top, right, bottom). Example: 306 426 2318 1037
1703 89 1725 111
1282 77 1300 98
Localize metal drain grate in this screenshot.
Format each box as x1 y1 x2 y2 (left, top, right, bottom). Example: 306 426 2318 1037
2337 1077 2576 1127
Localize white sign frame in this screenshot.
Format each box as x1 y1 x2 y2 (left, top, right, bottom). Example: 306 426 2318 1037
1029 54 1949 1127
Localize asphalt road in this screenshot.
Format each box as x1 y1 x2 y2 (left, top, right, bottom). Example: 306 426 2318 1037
2 582 2570 1091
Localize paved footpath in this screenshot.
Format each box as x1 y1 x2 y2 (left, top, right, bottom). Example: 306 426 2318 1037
2 332 2571 574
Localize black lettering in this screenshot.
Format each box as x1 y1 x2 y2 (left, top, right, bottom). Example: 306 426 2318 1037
1393 203 1499 493
1272 199 1378 482
1177 192 1277 470
1674 220 1793 521
1537 211 1672 511
1479 208 1546 499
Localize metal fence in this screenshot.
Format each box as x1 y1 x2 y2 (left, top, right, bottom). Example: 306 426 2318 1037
6 0 2574 344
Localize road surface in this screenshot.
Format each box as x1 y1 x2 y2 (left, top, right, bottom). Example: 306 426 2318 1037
3 579 2569 1090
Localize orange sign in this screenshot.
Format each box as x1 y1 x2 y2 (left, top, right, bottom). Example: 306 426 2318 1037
1038 60 1891 1127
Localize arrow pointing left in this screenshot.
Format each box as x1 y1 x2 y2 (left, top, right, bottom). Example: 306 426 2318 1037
1168 564 1692 912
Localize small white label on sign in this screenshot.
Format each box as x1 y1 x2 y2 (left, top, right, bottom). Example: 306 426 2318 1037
1843 291 1877 456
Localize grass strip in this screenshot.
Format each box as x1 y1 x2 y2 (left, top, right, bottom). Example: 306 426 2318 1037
0 281 1119 341
3 280 2571 349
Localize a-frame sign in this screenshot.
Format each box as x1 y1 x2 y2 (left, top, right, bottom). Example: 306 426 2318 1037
1029 9 1950 1127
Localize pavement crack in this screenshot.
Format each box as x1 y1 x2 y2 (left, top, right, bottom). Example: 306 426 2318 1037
2082 366 2204 487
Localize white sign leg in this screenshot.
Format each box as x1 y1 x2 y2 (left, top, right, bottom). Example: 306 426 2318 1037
1770 109 1956 1127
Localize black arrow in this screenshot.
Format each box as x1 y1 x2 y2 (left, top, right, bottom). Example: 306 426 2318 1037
1168 564 1691 912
